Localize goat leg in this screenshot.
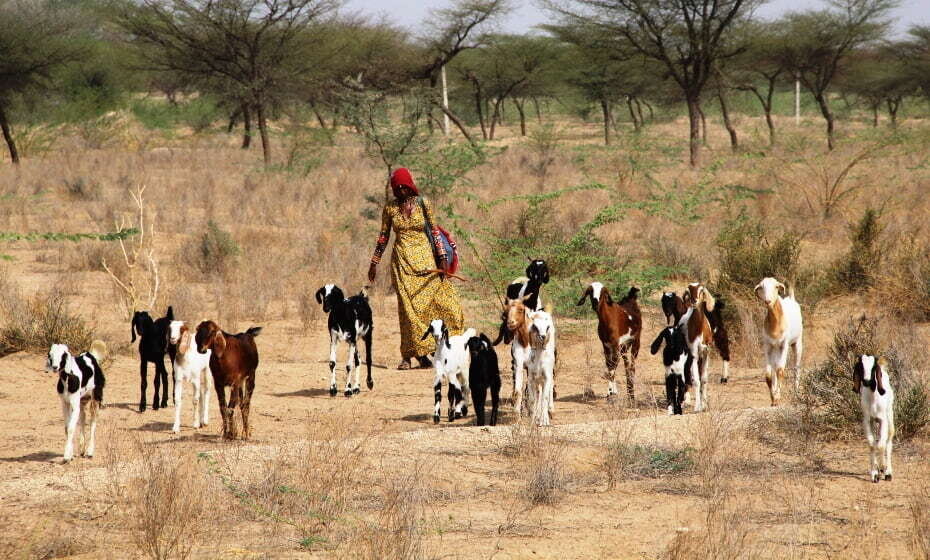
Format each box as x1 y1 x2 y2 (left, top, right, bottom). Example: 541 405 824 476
139 360 148 412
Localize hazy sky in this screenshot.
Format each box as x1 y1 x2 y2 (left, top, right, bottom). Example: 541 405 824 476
345 0 928 37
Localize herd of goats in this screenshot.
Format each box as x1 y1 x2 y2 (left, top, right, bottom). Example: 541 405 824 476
42 259 895 483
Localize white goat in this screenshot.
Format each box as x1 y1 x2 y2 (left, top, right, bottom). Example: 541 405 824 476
525 310 557 427
45 342 106 462
754 277 803 406
854 355 895 483
168 320 212 434
421 320 476 423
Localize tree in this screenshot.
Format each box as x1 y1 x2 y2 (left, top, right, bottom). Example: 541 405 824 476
0 0 84 164
776 0 898 150
114 0 340 165
726 22 790 146
899 25 930 103
546 0 758 166
841 47 916 128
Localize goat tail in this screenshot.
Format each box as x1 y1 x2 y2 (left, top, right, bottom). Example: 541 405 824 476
89 340 108 363
246 326 263 337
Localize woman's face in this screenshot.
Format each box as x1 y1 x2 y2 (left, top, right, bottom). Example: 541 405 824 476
396 186 415 200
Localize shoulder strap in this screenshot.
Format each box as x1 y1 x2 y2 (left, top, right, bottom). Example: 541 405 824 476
419 197 440 261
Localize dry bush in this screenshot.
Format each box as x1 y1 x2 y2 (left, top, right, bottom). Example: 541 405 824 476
828 208 883 293
0 274 93 353
642 231 708 280
601 420 693 489
664 491 757 560
910 483 930 559
874 233 930 321
800 315 930 440
502 421 568 505
123 440 217 560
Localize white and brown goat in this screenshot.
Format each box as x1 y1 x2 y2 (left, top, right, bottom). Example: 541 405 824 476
577 283 642 403
754 277 803 406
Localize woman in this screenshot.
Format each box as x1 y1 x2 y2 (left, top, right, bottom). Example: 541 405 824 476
368 168 465 370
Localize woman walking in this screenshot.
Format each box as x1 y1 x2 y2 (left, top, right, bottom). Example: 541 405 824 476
368 168 465 370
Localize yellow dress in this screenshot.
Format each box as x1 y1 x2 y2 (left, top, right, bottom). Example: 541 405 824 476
373 198 465 359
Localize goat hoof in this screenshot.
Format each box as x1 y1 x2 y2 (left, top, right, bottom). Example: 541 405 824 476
367 379 374 390
329 387 337 397
352 387 360 395
344 390 352 398
885 473 893 481
871 474 880 483
461 406 468 417
139 403 146 412
433 415 440 424
720 377 728 384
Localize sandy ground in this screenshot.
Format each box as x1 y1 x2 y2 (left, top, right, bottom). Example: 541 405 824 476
0 285 925 558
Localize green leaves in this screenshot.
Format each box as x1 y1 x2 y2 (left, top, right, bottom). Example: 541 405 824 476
0 227 138 242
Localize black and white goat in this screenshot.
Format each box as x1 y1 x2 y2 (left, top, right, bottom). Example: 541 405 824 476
466 333 501 426
316 284 374 397
45 342 106 462
493 259 549 346
650 326 691 415
131 306 176 411
421 319 476 423
853 355 895 483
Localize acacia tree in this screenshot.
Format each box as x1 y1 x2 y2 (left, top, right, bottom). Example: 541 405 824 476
899 25 930 103
546 0 758 166
0 0 84 164
776 0 897 150
842 47 916 128
114 0 340 165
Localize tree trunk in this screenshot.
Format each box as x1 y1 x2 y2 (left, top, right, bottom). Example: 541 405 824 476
717 90 738 152
626 96 640 133
764 108 775 146
644 100 654 121
310 104 327 129
489 98 505 140
887 98 900 129
532 97 542 124
241 104 252 149
437 102 478 148
814 93 835 151
256 102 271 164
600 98 612 145
686 97 701 167
473 83 487 140
871 103 879 127
0 102 19 165
634 98 645 128
226 107 240 134
698 104 708 146
514 98 527 136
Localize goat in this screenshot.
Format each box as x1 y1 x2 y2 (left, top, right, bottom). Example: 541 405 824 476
493 258 549 346
316 284 374 397
500 294 534 416
650 326 691 415
525 310 557 426
131 306 176 411
45 341 106 462
195 321 261 440
576 283 642 403
664 290 731 383
421 320 475 423
466 333 501 426
168 321 212 434
754 277 803 406
679 283 717 412
853 355 895 483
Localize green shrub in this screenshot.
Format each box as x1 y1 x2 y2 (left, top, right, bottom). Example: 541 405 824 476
829 208 883 292
716 211 801 296
801 316 929 440
197 221 240 275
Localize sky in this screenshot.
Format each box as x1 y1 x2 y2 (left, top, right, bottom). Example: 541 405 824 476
345 0 928 37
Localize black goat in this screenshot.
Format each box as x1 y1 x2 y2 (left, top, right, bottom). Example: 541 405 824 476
493 258 549 346
316 284 373 397
131 306 176 411
650 326 691 415
661 292 688 326
466 333 501 426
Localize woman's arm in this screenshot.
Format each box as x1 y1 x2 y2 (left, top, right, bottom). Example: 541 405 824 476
422 198 448 267
369 205 392 282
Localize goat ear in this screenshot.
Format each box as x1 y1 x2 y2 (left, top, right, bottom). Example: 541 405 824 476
212 331 226 358
166 306 174 321
776 282 786 296
650 330 666 355
682 291 691 304
131 313 138 343
753 283 764 301
420 327 432 341
541 267 550 284
576 286 592 307
852 361 863 394
443 326 451 349
315 288 325 305
602 288 613 305
874 360 885 396
480 332 491 346
59 352 68 372
179 329 191 355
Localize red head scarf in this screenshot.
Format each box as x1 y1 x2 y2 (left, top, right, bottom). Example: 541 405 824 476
390 168 418 198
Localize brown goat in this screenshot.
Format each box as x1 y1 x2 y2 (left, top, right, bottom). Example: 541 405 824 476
681 283 716 412
576 282 641 403
195 321 261 440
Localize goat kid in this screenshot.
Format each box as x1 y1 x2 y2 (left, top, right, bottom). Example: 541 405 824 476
679 283 716 412
650 326 691 415
576 283 642 402
466 333 501 426
525 310 556 427
316 284 374 397
493 258 549 346
196 321 261 440
854 355 895 483
131 306 176 411
754 277 803 406
45 342 106 462
168 321 212 434
664 290 731 383
421 320 475 423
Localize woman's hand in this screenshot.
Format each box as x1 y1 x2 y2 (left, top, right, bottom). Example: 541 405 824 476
368 263 377 283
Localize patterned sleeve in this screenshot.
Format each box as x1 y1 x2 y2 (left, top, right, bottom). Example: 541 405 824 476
371 205 391 264
423 198 447 258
